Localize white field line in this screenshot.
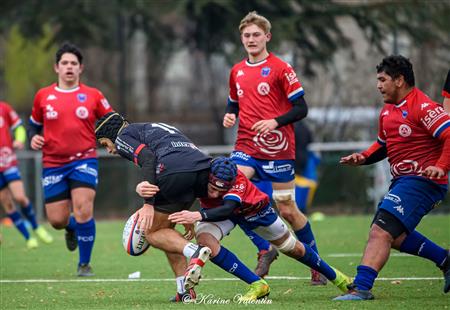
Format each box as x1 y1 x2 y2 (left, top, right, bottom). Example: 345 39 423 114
328 253 411 257
0 276 441 284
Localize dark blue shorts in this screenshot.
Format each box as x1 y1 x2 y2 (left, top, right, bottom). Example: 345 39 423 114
230 205 278 230
378 176 447 233
0 166 21 189
42 158 98 203
230 151 295 182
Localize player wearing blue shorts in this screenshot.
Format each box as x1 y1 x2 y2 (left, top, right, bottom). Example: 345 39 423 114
335 56 450 300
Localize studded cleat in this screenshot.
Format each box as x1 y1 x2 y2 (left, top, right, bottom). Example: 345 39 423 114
239 279 270 302
333 283 374 301
77 263 94 277
26 237 38 249
311 269 327 286
184 246 212 290
35 226 53 244
65 228 77 251
170 288 196 303
331 267 352 293
254 247 279 278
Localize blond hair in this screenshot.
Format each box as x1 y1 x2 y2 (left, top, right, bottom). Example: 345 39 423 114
239 11 271 34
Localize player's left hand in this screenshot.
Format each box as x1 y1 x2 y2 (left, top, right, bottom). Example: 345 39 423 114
251 119 278 134
182 223 195 240
168 210 202 225
422 166 446 179
13 140 25 150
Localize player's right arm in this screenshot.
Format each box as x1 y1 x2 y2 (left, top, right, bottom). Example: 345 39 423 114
28 90 45 150
223 68 239 128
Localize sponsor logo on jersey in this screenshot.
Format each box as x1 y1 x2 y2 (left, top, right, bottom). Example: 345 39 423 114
401 110 408 118
284 71 299 85
77 93 87 103
236 83 244 97
76 106 89 119
253 130 289 155
101 98 111 109
46 94 57 101
257 82 270 96
382 110 389 116
0 147 16 168
398 124 412 137
420 106 446 130
237 70 244 77
45 105 58 120
261 67 271 77
420 102 430 110
171 141 198 149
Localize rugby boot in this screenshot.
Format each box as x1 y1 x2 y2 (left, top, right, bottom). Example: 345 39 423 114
35 226 53 244
170 288 196 302
239 279 270 302
311 269 327 286
331 267 352 293
77 263 94 277
333 283 374 301
254 247 279 278
65 228 77 251
26 237 38 249
184 246 212 290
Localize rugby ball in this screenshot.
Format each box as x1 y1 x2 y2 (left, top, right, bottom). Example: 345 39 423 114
122 213 150 256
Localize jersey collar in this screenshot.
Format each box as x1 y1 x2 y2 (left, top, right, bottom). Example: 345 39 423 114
54 83 81 93
394 87 416 108
245 53 271 67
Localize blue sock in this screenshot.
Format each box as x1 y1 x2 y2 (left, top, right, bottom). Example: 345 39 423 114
66 215 77 231
211 246 260 284
8 211 30 240
400 230 448 268
76 218 96 265
354 265 378 291
20 203 38 230
297 242 336 280
240 225 270 252
294 221 319 254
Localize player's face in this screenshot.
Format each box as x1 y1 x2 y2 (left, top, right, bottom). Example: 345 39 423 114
377 71 399 103
241 24 271 58
98 138 117 154
54 53 83 87
207 183 228 198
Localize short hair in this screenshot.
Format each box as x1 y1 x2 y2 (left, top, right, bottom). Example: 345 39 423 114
376 55 415 87
56 42 83 64
239 11 271 34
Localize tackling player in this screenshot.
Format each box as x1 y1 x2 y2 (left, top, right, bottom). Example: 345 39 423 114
169 157 352 301
28 43 113 276
335 55 450 301
224 11 325 284
1 101 53 248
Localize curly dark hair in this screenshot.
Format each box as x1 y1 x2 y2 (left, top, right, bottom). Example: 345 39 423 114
376 55 415 87
56 42 83 64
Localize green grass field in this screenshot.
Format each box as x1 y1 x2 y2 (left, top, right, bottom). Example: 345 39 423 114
1 215 449 310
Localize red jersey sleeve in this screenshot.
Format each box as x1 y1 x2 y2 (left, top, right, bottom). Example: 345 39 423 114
5 104 21 129
279 62 304 102
228 67 239 103
416 102 450 138
94 90 113 118
30 90 44 126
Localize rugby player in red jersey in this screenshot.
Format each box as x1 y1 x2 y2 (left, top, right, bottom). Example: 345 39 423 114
335 55 450 300
1 101 53 248
28 43 113 276
223 11 325 284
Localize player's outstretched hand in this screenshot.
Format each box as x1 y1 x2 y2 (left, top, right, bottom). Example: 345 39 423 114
136 203 154 232
340 153 366 166
168 210 202 225
30 134 45 150
422 165 445 179
13 140 25 150
251 119 278 134
136 181 159 198
223 113 236 128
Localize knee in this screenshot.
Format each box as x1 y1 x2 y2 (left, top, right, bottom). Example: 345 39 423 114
369 225 394 243
72 198 94 221
14 196 28 207
197 233 220 257
47 216 68 229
